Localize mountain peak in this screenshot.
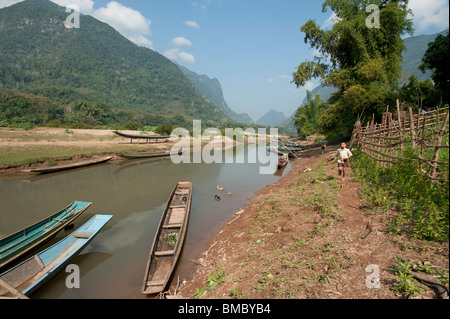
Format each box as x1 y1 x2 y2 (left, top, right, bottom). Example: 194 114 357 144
256 109 287 127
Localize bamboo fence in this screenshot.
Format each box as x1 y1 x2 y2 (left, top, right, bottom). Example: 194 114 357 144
350 100 449 182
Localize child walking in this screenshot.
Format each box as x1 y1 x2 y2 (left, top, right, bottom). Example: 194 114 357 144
330 142 353 181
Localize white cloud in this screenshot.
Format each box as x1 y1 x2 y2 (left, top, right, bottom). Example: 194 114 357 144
92 1 153 48
163 48 179 61
184 20 199 29
321 12 341 29
163 48 195 64
178 51 195 64
172 36 192 47
127 35 154 48
303 81 318 92
408 0 449 31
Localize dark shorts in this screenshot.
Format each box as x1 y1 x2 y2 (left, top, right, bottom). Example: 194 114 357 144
338 161 349 168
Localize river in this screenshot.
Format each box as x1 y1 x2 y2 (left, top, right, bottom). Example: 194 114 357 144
0 145 291 299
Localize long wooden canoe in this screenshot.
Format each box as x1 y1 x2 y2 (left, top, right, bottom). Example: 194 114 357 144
118 150 183 159
142 182 192 295
0 201 92 272
112 131 170 142
0 214 112 298
22 156 112 174
278 143 304 151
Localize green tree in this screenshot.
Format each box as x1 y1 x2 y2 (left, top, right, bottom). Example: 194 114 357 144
294 91 326 138
419 32 450 104
399 74 440 110
293 0 413 136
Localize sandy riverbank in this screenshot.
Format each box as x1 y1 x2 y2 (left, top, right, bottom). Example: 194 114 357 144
0 127 238 179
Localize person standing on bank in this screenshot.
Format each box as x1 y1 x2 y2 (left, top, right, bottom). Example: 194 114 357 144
330 142 353 181
321 143 327 155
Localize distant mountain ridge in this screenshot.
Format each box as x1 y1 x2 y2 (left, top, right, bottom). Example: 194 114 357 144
0 0 232 124
256 109 287 127
178 65 254 124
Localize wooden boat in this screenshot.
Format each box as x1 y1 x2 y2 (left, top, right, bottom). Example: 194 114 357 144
119 150 183 159
0 201 92 271
280 140 300 147
268 146 296 158
112 131 170 143
277 154 288 169
142 182 192 295
267 145 284 156
22 156 112 174
278 143 304 151
0 214 113 298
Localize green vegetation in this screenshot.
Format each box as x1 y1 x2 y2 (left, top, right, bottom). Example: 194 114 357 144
163 232 179 247
351 148 449 241
0 0 231 125
194 266 228 299
419 32 450 103
399 74 441 110
293 0 414 137
388 257 449 298
294 91 326 139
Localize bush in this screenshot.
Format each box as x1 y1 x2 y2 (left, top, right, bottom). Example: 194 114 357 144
156 124 175 135
124 121 141 130
352 149 449 241
46 119 63 128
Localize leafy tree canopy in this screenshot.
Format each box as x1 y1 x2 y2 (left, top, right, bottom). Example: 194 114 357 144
419 32 450 103
293 0 414 136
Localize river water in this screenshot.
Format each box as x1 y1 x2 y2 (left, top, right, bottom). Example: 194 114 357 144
0 145 291 299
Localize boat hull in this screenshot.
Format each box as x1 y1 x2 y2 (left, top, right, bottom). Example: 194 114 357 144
119 151 182 159
112 131 170 140
23 156 112 174
0 214 113 297
0 201 92 271
142 182 192 295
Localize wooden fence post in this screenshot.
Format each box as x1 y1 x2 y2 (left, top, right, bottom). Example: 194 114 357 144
430 111 449 179
396 100 404 153
408 107 416 148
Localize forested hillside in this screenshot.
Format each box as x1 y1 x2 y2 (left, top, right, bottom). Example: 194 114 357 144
0 0 231 125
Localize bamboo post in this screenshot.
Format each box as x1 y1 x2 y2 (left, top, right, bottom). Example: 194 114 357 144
396 100 404 153
371 114 375 158
416 108 422 143
0 278 29 299
383 111 390 167
419 111 427 170
408 107 416 148
389 113 394 168
430 111 449 179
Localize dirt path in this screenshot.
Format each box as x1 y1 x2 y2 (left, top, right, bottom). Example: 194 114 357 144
176 147 448 299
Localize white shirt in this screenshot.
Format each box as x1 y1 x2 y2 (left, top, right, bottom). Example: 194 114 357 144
334 148 353 163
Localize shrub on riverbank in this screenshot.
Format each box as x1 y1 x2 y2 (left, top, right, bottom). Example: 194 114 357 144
351 149 449 242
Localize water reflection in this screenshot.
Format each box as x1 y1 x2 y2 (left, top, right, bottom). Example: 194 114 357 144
0 145 291 299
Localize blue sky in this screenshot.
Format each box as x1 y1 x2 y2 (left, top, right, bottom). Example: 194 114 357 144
1 0 449 121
